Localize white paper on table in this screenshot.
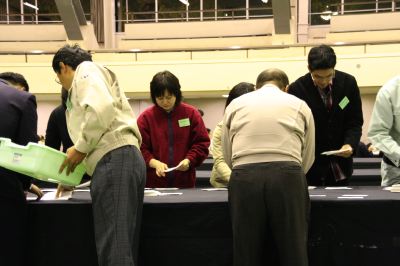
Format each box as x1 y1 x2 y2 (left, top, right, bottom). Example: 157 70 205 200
26 195 38 201
74 189 90 192
41 190 72 201
310 194 326 197
325 187 352 190
202 188 228 191
155 187 179 191
342 194 368 197
144 190 182 196
144 190 162 196
321 148 352 156
158 192 183 196
337 196 364 199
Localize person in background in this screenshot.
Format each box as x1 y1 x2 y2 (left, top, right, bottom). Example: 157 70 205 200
137 70 210 188
288 45 363 186
45 87 73 153
44 87 90 186
0 72 43 198
368 75 400 186
210 82 255 188
222 68 314 266
52 44 146 266
0 76 39 266
0 72 30 92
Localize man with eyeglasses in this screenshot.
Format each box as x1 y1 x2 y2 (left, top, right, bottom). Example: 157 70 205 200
52 44 146 266
288 45 363 186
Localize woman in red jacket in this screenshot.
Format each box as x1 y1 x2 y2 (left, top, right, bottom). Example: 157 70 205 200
137 71 210 188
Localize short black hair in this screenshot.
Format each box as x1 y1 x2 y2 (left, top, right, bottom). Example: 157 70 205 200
198 109 204 117
150 71 182 105
0 72 30 92
52 44 92 73
256 68 289 90
225 82 255 109
308 45 336 71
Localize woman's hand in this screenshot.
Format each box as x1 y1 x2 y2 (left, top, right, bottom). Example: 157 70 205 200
149 159 168 177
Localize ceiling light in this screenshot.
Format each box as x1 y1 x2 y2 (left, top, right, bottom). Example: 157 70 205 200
23 2 39 10
320 10 332 21
179 0 189 6
261 0 269 3
320 5 338 21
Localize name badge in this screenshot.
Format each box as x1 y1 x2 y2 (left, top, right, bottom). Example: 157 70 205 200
66 97 72 111
178 118 190 127
339 96 350 110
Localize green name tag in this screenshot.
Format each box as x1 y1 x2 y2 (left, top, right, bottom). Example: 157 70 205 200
178 118 190 127
339 96 350 110
66 97 72 111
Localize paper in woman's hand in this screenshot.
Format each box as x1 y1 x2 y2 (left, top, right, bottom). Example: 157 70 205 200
321 147 352 156
163 161 184 172
321 150 342 156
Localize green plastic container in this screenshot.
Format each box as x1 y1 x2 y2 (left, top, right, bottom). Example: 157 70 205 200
0 138 85 186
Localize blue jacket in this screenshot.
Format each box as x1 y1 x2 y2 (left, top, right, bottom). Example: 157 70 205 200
0 79 38 201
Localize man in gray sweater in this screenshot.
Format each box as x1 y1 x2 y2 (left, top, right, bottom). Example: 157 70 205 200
222 68 315 266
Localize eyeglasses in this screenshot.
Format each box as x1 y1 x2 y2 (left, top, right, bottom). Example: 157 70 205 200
55 78 61 85
311 71 335 82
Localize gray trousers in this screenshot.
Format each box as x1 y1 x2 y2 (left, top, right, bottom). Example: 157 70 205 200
228 161 310 266
90 145 146 266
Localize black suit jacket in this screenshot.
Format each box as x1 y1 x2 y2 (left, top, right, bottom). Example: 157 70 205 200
288 70 363 185
0 79 38 201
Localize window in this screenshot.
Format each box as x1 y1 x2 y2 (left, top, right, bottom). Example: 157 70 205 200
249 0 272 19
217 0 246 20
310 0 340 25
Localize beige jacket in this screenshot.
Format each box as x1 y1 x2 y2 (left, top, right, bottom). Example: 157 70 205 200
222 84 315 173
66 61 142 175
210 121 231 187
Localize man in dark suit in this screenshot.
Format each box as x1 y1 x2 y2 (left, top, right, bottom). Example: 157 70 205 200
288 45 363 186
0 77 38 266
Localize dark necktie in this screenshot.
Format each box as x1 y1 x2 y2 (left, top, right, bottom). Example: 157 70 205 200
324 86 332 111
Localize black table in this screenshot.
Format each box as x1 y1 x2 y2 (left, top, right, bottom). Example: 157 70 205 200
27 187 400 266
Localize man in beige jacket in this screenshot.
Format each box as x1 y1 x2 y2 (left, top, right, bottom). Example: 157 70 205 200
222 68 315 266
52 44 146 266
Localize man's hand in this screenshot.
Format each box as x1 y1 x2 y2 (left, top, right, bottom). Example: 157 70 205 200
55 183 74 199
149 159 168 177
176 159 190 172
59 146 86 176
29 184 44 200
336 144 353 158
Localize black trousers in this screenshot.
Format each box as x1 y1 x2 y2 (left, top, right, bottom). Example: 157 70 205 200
228 161 310 266
0 197 28 266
